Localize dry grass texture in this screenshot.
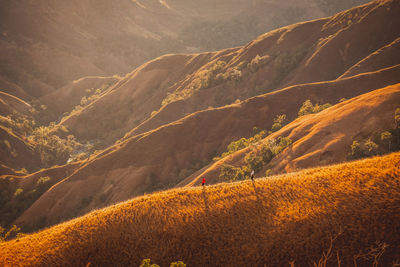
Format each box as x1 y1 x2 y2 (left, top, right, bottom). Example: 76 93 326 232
1 153 400 266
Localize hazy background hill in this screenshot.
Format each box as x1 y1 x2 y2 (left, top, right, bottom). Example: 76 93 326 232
0 0 369 100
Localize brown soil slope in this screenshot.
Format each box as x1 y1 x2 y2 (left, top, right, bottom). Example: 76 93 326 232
184 83 400 186
286 0 400 86
39 76 120 123
340 37 400 78
60 52 231 145
2 153 400 266
60 0 400 147
14 65 400 230
0 161 82 228
0 92 31 116
0 127 40 173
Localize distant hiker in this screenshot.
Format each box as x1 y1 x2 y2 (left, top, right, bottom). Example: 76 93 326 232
202 177 206 186
250 170 255 181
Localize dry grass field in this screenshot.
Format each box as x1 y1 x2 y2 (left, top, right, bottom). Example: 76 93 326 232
1 152 399 266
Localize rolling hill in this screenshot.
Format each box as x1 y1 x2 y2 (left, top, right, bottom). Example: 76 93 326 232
13 78 400 231
0 161 82 229
1 152 399 266
57 0 400 148
181 83 400 187
1 0 399 236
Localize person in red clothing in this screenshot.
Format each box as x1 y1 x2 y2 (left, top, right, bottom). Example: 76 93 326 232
202 177 206 186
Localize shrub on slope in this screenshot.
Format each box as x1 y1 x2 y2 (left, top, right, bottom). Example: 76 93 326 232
1 152 399 266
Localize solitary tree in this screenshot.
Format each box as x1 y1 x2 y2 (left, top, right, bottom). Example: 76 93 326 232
381 131 392 151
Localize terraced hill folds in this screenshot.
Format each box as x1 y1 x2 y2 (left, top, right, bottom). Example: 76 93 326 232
13 80 400 231
1 153 399 266
58 0 400 147
0 0 367 101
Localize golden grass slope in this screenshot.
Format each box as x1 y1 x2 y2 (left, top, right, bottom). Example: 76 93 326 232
1 152 400 266
13 65 400 231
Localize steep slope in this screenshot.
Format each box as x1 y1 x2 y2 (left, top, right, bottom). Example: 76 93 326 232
285 0 400 86
1 153 400 266
0 126 41 173
183 83 400 186
14 65 400 230
38 76 120 123
59 0 400 147
0 161 82 229
59 52 227 144
0 91 31 116
339 37 400 78
0 0 365 101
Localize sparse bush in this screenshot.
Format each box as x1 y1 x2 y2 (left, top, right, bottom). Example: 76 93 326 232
298 100 332 117
298 100 314 116
215 130 267 161
14 188 23 198
245 151 264 172
36 176 51 193
364 139 378 156
80 96 88 106
271 114 287 132
219 136 291 181
0 225 22 242
219 164 246 182
28 126 82 167
349 140 363 159
140 259 160 267
170 261 186 267
381 131 392 151
248 54 271 72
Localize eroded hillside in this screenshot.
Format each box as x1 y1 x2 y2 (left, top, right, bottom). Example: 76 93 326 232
14 74 400 231
58 0 400 148
0 0 366 101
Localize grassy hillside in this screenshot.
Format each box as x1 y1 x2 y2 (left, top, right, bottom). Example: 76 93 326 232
183 83 400 187
1 152 399 266
12 68 400 231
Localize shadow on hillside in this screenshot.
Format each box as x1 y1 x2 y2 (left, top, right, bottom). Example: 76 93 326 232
202 187 210 216
251 180 263 211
